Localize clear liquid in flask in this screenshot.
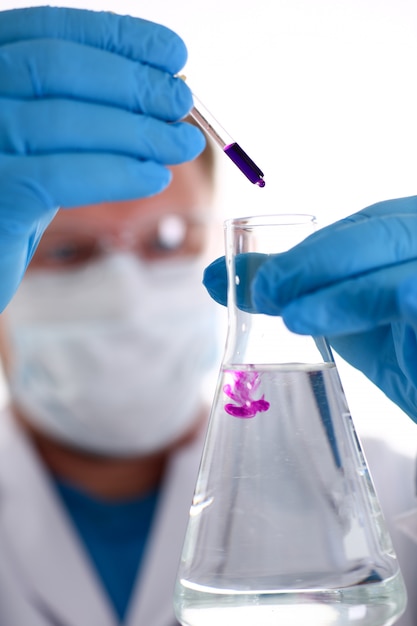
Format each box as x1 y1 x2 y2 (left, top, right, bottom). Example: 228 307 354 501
175 574 406 626
174 364 407 626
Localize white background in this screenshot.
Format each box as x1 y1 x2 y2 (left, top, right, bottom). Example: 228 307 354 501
2 0 417 455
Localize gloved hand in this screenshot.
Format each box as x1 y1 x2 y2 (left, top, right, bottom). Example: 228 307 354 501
0 7 204 311
203 196 417 421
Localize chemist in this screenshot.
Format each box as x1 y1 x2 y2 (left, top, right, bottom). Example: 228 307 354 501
0 6 218 625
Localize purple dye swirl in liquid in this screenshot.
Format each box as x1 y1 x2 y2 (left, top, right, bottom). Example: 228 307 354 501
223 370 270 418
224 143 265 187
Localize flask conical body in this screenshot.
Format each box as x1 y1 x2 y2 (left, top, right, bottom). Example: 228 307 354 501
174 215 407 626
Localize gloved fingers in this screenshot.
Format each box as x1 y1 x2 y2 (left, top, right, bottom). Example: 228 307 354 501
345 195 417 221
327 278 417 423
0 150 155 310
307 196 417 246
252 211 417 315
203 256 228 305
203 203 417 318
274 259 417 336
0 7 188 73
397 274 417 328
0 238 40 312
202 198 417 312
329 326 417 422
395 276 417 406
203 253 268 312
203 250 417 419
0 209 58 312
0 99 205 165
279 196 417 259
0 39 192 121
393 321 417 399
0 153 174 216
329 327 390 376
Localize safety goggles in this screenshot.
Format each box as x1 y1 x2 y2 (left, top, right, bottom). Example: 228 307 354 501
29 212 211 270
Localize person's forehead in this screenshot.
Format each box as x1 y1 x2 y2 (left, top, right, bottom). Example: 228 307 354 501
49 161 211 234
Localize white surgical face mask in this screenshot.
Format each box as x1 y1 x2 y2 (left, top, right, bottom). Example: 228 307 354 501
6 253 219 456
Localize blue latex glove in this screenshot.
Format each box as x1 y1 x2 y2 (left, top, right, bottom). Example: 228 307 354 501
0 7 205 311
203 197 417 421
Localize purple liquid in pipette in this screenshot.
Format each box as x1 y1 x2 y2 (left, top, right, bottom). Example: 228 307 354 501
224 142 265 187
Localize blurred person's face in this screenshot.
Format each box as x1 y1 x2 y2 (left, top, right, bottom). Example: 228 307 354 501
5 159 220 457
28 159 214 271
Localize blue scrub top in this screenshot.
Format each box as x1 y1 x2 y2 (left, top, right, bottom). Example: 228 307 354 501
55 479 159 622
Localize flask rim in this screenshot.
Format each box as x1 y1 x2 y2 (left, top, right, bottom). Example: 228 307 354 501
224 213 317 229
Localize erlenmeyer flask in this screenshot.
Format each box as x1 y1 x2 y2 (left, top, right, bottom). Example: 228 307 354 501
174 214 407 626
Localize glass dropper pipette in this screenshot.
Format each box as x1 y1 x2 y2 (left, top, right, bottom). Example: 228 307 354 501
180 78 265 187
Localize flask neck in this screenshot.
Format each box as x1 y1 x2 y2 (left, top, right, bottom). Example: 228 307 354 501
223 215 334 367
223 299 333 367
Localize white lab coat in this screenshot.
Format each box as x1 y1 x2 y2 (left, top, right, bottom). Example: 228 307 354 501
361 437 417 626
0 408 204 626
1 409 416 626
